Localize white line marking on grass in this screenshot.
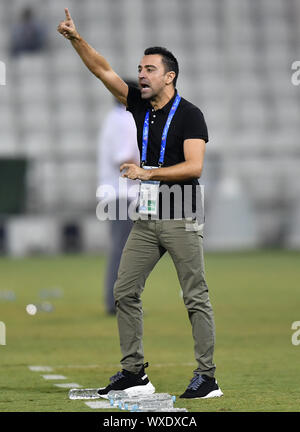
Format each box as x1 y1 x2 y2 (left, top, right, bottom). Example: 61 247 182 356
54 383 82 389
85 401 116 409
42 374 67 380
29 366 54 372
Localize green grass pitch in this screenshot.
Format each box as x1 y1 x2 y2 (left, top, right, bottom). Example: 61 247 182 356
0 250 300 412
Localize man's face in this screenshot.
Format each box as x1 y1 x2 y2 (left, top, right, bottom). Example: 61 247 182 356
138 54 171 99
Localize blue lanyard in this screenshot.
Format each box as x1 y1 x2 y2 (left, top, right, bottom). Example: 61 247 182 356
141 94 181 167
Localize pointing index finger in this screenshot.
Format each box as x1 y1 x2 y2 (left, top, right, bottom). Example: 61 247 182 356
65 8 71 20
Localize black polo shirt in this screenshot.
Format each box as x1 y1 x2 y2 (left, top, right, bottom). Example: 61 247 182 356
126 86 208 220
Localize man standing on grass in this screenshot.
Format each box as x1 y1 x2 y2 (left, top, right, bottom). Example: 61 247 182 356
58 8 223 400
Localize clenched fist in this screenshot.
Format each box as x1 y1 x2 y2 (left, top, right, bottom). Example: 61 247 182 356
57 8 79 40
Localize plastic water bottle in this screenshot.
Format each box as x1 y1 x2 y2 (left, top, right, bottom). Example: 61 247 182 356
135 399 175 411
39 288 63 299
115 394 140 410
129 396 175 412
138 393 176 402
69 388 100 400
130 400 174 412
107 390 129 407
0 290 16 301
122 393 176 411
128 394 176 410
39 302 54 312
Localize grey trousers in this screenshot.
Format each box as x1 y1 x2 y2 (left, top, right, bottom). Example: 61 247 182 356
105 199 133 313
113 219 216 377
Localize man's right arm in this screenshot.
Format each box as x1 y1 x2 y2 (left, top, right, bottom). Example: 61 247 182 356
57 8 128 106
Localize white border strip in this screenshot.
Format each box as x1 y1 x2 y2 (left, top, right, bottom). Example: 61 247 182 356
29 366 54 372
42 374 67 380
54 383 82 388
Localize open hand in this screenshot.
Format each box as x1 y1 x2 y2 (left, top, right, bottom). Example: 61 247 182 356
57 8 78 40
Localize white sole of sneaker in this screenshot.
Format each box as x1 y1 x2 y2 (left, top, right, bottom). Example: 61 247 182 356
99 382 155 399
126 382 155 397
200 388 223 399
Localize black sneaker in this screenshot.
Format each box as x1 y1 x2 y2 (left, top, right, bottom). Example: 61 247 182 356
97 362 155 399
179 374 223 399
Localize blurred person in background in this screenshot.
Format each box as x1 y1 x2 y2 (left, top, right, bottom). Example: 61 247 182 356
10 6 48 57
97 81 140 315
58 8 222 400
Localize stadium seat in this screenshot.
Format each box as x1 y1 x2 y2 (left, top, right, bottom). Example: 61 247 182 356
7 216 60 256
286 201 300 249
229 131 268 155
264 129 300 154
52 103 87 131
58 160 97 210
23 132 53 158
0 107 16 133
15 54 49 77
273 98 300 126
205 175 259 250
0 24 8 52
52 75 85 103
260 0 286 18
263 45 294 71
32 159 60 211
56 131 95 158
237 98 269 130
50 50 84 75
17 76 50 103
0 132 18 156
81 216 110 253
233 72 264 96
19 103 52 133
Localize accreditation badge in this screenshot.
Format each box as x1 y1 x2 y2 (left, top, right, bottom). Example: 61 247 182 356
138 166 160 216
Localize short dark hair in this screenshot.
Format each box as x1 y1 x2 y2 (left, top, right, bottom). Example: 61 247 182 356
144 46 179 88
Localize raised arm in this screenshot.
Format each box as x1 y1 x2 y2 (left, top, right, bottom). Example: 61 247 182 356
57 8 128 105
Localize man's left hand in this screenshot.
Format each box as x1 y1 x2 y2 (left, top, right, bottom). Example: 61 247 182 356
120 163 151 180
